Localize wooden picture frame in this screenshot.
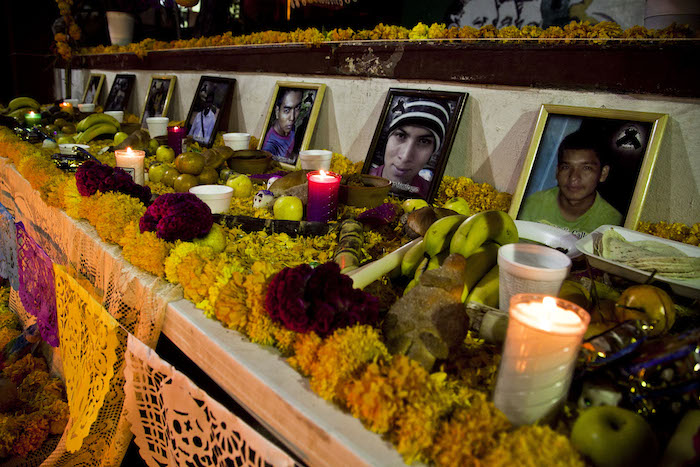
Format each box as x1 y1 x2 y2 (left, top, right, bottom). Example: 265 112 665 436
140 75 177 128
81 73 105 105
104 74 135 112
258 81 326 169
510 104 669 235
362 88 468 202
185 76 236 148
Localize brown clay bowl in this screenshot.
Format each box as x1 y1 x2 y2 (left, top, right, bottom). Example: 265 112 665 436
339 174 391 208
227 149 272 174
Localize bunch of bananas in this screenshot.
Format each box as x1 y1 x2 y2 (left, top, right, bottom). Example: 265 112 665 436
74 113 121 144
400 210 519 308
3 97 41 121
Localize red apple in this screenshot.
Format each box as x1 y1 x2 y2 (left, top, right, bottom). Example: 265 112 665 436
570 406 658 467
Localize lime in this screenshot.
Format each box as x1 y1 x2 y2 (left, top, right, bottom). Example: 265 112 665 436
197 167 219 185
161 167 180 187
176 152 206 176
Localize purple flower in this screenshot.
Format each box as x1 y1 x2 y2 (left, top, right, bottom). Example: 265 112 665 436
357 202 399 228
139 193 213 242
264 261 380 336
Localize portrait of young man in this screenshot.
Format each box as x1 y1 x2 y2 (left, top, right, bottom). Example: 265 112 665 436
262 87 318 165
364 91 466 201
518 128 623 238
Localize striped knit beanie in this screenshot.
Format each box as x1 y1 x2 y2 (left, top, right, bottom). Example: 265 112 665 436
388 100 450 154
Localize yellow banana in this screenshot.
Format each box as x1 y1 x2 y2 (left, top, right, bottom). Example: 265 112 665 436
450 210 518 259
400 239 426 277
466 264 500 308
423 214 467 257
76 113 121 132
403 278 419 295
76 123 118 144
460 242 500 302
9 97 40 112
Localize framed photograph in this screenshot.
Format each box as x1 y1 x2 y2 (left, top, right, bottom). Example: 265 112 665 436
81 73 105 105
104 74 135 112
362 88 468 202
258 81 326 168
140 75 177 128
510 104 669 237
185 76 236 148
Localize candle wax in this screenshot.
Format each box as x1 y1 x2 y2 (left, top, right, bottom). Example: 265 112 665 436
114 147 146 186
167 126 186 155
306 171 340 223
493 294 589 426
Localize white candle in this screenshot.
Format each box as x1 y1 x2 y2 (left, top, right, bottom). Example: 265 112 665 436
114 147 145 185
493 294 589 426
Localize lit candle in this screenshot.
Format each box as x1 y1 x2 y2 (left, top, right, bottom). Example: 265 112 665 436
306 170 340 223
24 111 41 127
114 147 146 185
493 294 589 426
167 125 186 155
59 102 74 114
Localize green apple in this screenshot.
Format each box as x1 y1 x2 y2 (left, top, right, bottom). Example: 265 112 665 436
273 196 303 221
147 138 160 155
148 162 168 184
660 409 700 467
56 135 75 144
225 174 253 198
402 198 429 213
113 131 128 146
155 145 176 163
443 197 471 216
570 406 658 467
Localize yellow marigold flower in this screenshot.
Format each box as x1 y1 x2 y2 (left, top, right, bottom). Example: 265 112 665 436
288 331 323 375
342 360 400 433
309 325 389 402
428 23 448 40
498 25 523 41
409 23 430 40
3 354 48 385
11 412 49 458
86 192 146 245
483 425 585 467
430 393 511 466
478 25 499 38
121 221 173 277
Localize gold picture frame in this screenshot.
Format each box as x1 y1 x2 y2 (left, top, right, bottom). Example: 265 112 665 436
81 73 105 105
510 104 668 234
258 81 326 170
140 75 177 127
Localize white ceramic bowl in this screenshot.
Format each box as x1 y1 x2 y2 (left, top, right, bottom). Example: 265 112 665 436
189 185 233 214
78 103 95 112
299 149 332 170
59 143 91 155
223 132 251 151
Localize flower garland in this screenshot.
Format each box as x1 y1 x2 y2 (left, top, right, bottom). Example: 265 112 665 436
78 21 695 58
54 0 81 62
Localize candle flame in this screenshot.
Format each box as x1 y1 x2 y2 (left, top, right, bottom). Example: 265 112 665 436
126 147 133 155
28 111 35 116
319 170 327 177
174 126 179 130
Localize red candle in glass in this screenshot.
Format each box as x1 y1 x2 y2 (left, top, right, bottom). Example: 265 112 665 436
167 125 186 155
306 170 340 223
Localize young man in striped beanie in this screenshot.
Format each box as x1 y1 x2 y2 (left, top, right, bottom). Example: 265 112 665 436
370 99 450 198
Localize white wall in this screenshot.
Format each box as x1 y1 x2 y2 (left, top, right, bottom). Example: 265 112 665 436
56 68 700 225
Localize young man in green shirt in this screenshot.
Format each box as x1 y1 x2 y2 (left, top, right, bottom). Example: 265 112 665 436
519 130 623 239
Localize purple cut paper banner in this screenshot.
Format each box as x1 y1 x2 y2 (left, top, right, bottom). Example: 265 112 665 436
16 222 59 347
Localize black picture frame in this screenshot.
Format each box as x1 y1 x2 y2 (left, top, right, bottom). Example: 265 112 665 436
257 81 326 169
140 75 176 128
362 88 468 202
104 74 135 112
185 76 236 148
510 105 669 234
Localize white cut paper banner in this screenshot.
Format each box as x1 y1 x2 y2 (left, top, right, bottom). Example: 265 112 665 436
124 334 296 467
